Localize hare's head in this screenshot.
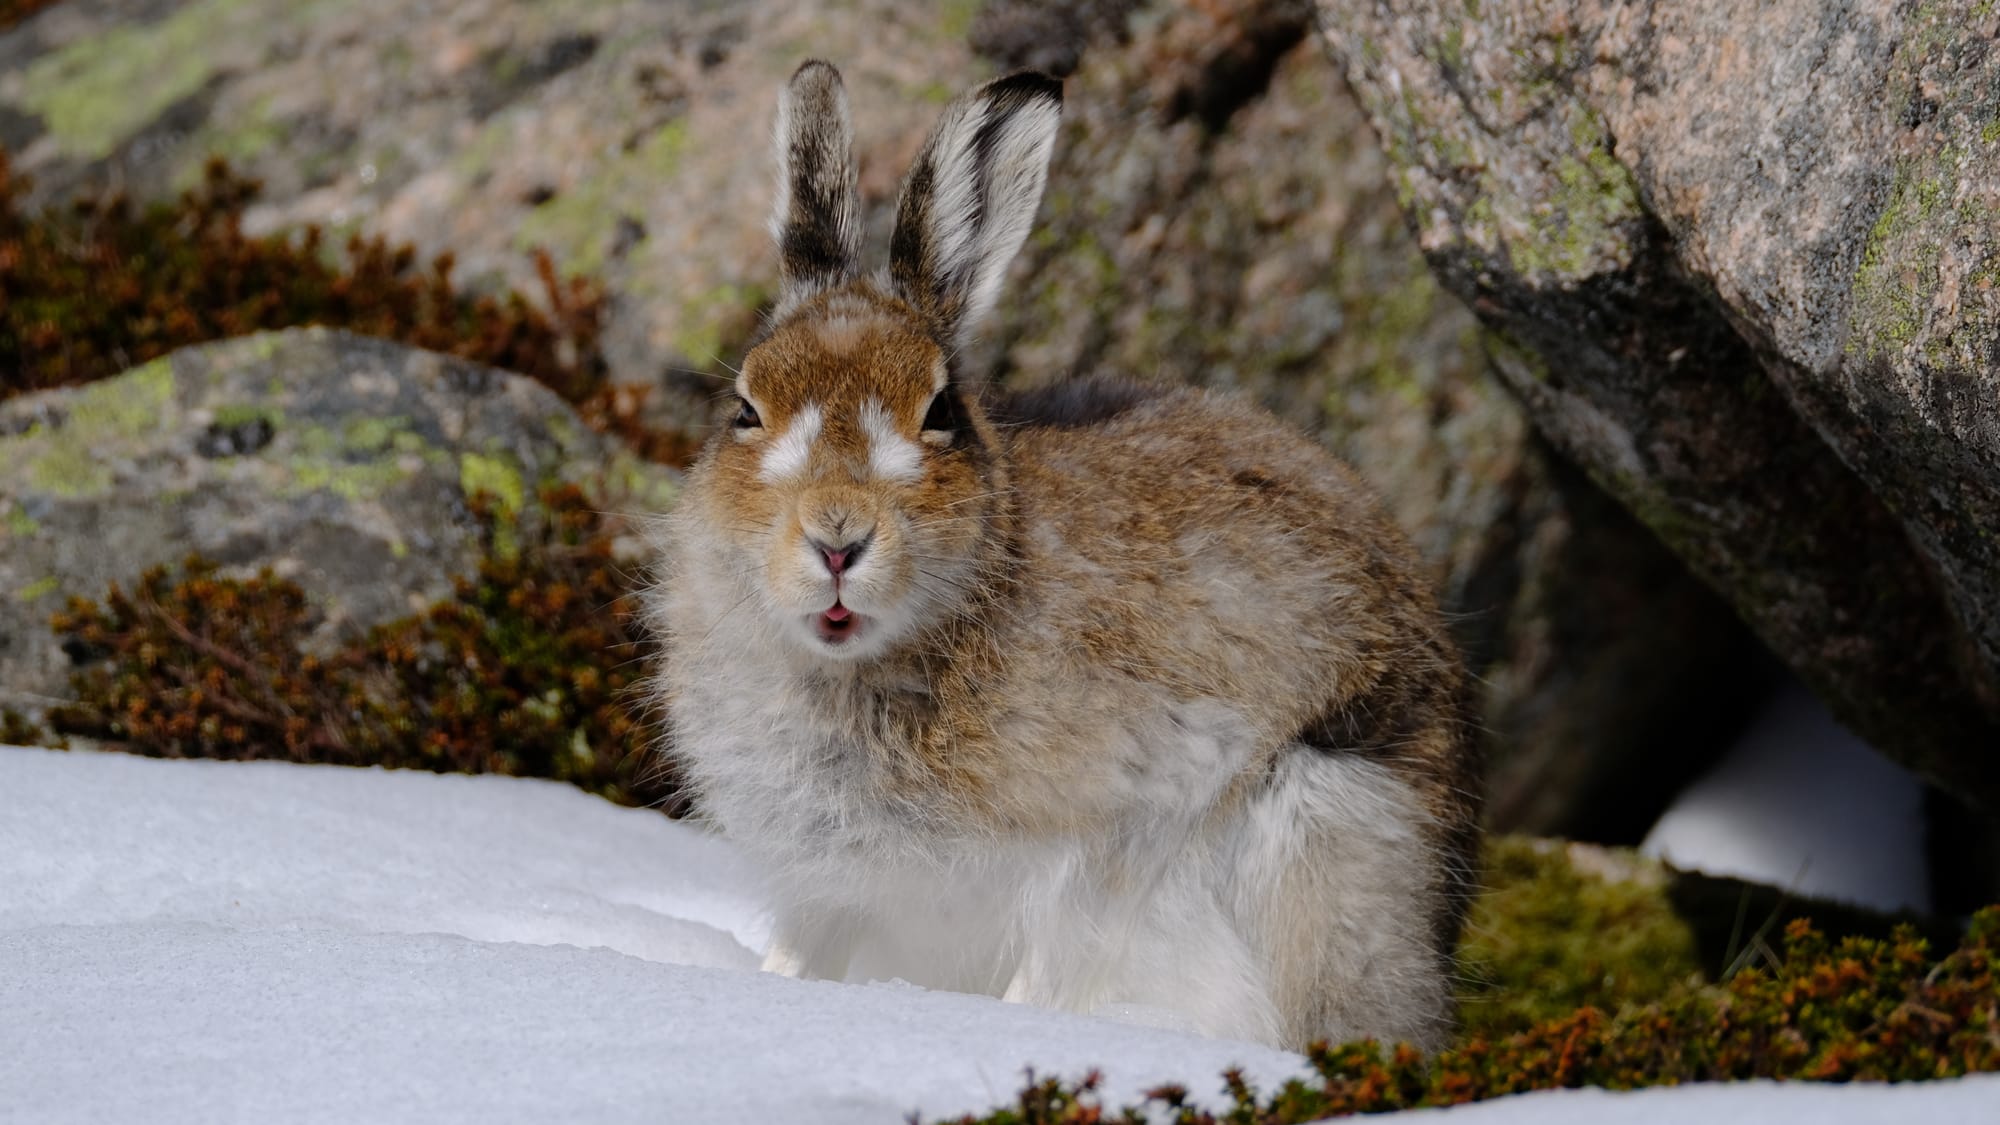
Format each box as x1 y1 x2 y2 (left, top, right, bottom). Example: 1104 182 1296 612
687 60 1061 661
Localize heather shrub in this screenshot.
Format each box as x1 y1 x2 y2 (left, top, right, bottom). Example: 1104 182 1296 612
46 486 678 809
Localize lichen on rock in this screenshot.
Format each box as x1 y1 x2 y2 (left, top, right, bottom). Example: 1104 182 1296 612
0 329 679 714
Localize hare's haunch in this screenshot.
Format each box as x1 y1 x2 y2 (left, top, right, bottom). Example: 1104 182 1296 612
650 60 1481 1050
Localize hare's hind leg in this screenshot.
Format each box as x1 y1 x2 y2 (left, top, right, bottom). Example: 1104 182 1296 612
1229 748 1456 1050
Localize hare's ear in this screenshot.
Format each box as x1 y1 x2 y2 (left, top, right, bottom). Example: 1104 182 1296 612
771 60 863 312
889 71 1062 349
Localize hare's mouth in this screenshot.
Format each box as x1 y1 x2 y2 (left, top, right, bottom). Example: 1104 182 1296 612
814 601 862 644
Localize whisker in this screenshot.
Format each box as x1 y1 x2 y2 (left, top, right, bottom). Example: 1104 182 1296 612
663 365 737 384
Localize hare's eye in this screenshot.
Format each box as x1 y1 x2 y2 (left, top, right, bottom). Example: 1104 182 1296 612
921 389 965 435
733 398 762 429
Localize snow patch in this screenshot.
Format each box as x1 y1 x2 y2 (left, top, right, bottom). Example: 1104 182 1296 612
1642 683 1930 914
3 746 1989 1123
0 749 1305 1122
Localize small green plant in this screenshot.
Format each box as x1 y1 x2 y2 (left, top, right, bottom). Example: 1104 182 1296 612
941 910 2000 1123
46 485 678 809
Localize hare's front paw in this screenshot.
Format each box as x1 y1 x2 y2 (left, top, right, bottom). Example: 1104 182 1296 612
759 917 855 980
760 939 809 977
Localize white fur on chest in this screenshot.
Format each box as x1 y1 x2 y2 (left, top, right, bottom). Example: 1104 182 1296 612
669 623 1279 1041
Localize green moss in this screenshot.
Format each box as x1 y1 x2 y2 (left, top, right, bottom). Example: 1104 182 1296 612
515 119 689 277
1481 328 1551 384
936 0 981 41
16 0 319 160
458 452 526 517
1462 194 1498 243
601 449 682 511
271 416 428 505
1439 24 1466 71
459 451 527 560
23 439 114 498
1849 148 1986 359
668 280 770 366
213 403 283 431
1849 0 2000 360
72 357 176 438
1431 130 1479 171
1509 127 1642 278
10 358 175 497
3 505 39 538
1443 107 1642 282
14 576 59 602
290 459 407 503
1459 837 1701 1038
1853 179 1923 350
176 98 291 189
449 115 524 182
342 416 402 454
1340 269 1453 408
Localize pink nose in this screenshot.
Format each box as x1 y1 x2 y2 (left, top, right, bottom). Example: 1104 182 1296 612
812 534 871 577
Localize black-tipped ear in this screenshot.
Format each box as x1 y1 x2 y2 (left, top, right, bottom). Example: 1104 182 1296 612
772 60 863 311
889 71 1062 349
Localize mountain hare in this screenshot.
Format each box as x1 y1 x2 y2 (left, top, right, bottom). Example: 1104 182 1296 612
652 61 1481 1050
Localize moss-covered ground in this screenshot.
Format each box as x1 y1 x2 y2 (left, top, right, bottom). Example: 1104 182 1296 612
1457 836 1701 1039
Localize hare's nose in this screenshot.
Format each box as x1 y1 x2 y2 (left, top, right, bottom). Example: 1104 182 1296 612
812 532 873 577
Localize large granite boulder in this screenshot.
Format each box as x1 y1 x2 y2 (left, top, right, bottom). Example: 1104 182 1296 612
1315 0 2000 811
0 0 1766 834
0 328 677 712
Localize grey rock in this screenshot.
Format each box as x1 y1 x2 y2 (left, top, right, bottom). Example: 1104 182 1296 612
1315 0 2000 812
0 328 679 712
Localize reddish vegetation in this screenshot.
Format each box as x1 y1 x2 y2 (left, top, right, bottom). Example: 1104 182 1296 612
0 151 692 463
46 488 679 810
0 0 60 31
946 912 2000 1123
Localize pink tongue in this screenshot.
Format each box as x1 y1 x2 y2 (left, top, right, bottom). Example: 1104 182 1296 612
823 604 852 623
